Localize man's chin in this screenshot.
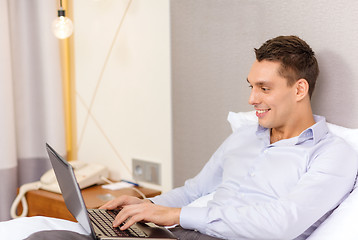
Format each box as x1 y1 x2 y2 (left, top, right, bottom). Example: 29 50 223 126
258 119 271 129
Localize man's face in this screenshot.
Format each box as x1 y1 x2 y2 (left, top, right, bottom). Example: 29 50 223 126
247 60 297 130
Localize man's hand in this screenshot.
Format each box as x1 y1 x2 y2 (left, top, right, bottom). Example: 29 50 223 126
99 195 181 230
100 195 145 210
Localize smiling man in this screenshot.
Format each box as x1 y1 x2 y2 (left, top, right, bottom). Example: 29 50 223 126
2 36 357 240
248 37 318 144
247 61 315 143
98 36 358 240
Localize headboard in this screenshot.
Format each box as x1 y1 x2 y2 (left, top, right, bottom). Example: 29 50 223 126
170 0 358 186
312 50 358 128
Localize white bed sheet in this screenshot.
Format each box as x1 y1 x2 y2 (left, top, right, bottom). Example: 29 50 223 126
0 216 87 239
307 186 358 240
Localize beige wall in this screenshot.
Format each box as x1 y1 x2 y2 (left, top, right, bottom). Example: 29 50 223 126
73 0 358 191
73 0 172 191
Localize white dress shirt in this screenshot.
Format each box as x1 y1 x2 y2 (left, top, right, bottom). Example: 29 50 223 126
151 116 358 239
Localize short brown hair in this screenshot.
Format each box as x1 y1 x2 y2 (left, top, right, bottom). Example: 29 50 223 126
255 35 319 98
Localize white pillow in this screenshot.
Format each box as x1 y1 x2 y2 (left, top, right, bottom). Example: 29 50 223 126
227 111 358 154
326 123 358 154
306 186 358 240
227 111 257 131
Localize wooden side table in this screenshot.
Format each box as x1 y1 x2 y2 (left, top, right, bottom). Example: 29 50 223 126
21 185 161 221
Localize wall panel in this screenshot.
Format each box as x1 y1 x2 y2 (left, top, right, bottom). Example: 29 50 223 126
171 0 358 187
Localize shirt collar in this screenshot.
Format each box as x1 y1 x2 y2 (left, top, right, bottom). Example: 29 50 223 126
304 115 329 145
255 115 329 145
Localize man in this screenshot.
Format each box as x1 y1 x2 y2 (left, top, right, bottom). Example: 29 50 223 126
98 35 358 239
3 35 358 240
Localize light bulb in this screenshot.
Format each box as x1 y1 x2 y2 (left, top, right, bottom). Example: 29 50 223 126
52 9 73 39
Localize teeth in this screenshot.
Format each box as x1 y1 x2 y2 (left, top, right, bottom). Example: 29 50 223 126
257 110 268 114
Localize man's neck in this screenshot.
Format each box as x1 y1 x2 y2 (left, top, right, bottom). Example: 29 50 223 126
270 111 315 144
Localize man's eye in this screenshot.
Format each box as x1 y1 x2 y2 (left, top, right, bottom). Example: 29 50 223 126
262 87 269 91
248 85 253 89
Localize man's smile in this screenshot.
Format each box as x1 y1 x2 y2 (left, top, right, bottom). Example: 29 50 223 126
255 109 271 118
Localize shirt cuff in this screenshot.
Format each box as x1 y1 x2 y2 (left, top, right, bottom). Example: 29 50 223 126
180 206 208 232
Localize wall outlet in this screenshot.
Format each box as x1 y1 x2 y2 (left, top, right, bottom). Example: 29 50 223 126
132 159 161 185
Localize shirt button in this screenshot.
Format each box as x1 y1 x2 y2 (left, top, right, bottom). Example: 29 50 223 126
250 172 255 177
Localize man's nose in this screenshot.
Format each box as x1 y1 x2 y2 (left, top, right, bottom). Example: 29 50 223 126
248 89 259 106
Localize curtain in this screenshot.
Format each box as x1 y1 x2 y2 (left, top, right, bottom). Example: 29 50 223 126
0 0 66 221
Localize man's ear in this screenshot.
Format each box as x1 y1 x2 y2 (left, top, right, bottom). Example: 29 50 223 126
295 79 309 101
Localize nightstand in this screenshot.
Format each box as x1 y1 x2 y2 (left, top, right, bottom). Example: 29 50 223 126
20 185 161 221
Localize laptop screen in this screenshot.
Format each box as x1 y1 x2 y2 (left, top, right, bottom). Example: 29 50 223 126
46 143 95 238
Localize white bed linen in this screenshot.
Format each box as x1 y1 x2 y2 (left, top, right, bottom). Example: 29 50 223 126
307 186 358 240
0 216 87 239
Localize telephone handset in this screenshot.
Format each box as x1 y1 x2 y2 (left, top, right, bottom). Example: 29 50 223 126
10 161 109 219
39 161 109 193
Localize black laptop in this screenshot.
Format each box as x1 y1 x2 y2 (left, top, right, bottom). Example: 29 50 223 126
46 143 177 240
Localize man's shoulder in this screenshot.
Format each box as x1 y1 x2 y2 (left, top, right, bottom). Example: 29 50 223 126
315 131 358 166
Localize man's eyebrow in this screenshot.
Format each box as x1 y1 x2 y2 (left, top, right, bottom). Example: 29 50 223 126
246 78 268 86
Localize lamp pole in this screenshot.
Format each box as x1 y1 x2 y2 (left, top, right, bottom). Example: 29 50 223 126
59 0 77 161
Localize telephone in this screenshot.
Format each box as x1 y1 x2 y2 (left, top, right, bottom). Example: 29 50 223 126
10 161 109 219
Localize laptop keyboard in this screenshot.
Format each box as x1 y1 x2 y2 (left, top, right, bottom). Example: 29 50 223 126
88 209 148 238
